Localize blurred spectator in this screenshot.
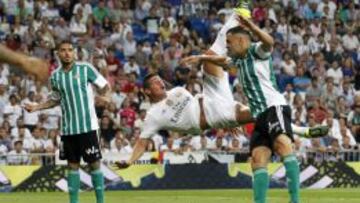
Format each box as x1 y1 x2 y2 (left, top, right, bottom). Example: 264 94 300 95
21 91 39 131
93 0 109 25
160 136 180 153
7 140 28 165
293 66 311 93
3 94 22 127
0 127 11 157
123 56 140 75
347 100 360 143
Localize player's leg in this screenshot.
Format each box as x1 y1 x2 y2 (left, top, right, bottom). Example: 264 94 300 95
203 11 241 77
67 162 81 203
251 146 272 203
0 44 49 82
61 136 81 203
274 135 300 203
249 114 273 203
291 124 329 138
272 106 300 203
82 131 104 203
89 160 104 203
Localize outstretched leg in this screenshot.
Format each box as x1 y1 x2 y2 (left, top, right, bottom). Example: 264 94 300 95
0 44 49 82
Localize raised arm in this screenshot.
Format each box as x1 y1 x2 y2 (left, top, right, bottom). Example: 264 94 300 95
181 54 229 67
237 15 274 52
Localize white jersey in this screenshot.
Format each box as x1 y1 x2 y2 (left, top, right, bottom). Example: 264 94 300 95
140 87 201 138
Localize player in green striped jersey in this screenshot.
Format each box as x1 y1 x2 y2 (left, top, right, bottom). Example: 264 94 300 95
25 40 110 203
183 15 301 203
227 16 300 203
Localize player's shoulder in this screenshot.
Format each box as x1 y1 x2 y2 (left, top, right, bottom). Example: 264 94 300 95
75 61 96 69
169 86 188 94
49 66 61 79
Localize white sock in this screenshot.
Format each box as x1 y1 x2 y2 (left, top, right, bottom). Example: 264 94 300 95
291 124 307 135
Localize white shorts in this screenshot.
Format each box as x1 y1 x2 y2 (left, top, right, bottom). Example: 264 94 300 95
210 13 239 56
203 72 239 129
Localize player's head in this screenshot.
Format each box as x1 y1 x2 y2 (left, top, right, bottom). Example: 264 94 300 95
226 26 251 58
143 73 166 101
56 40 75 65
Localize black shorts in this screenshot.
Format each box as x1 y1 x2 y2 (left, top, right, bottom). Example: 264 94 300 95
60 130 102 163
250 105 294 152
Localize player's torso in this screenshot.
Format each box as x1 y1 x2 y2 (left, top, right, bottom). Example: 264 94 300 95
234 54 287 117
150 87 201 134
51 62 95 135
52 64 88 100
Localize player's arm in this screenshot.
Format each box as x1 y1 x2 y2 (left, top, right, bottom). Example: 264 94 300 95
24 99 60 112
96 84 112 103
127 138 149 165
25 76 61 112
87 64 112 103
181 54 229 67
237 15 274 52
0 44 49 82
117 115 160 169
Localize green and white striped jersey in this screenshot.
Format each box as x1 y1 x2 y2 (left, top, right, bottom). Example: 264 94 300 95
233 42 287 118
49 61 108 135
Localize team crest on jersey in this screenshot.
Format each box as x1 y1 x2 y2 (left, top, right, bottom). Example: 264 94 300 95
73 74 80 79
166 99 174 106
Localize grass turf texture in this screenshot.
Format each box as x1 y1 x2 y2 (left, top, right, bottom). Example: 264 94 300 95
0 189 359 203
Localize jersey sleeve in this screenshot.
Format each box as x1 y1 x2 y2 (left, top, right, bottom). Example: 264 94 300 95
87 63 108 88
139 114 160 139
250 42 272 60
48 75 61 102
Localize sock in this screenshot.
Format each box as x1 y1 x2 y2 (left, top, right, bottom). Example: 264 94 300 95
91 169 104 203
67 170 80 203
283 154 300 203
253 168 269 203
291 124 307 135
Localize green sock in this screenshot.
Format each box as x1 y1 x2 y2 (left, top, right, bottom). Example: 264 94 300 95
67 170 80 203
91 169 104 203
283 154 300 203
253 168 269 203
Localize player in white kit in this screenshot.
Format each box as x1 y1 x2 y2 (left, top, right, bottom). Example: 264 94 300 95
116 69 327 169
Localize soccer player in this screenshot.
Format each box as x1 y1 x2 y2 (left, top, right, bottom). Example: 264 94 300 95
116 65 326 168
0 44 49 82
25 40 110 203
185 15 301 203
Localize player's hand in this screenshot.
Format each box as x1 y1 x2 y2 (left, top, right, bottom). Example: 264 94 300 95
180 55 201 66
23 103 38 113
236 14 254 30
115 161 131 169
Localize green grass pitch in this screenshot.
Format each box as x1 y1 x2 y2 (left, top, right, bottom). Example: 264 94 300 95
0 189 359 203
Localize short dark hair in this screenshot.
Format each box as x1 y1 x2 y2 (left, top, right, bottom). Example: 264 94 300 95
143 73 158 89
56 40 73 50
226 26 251 37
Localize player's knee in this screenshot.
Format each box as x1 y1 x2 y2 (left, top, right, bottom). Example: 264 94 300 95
68 162 80 170
274 135 293 156
251 147 271 169
235 104 253 124
89 160 101 171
